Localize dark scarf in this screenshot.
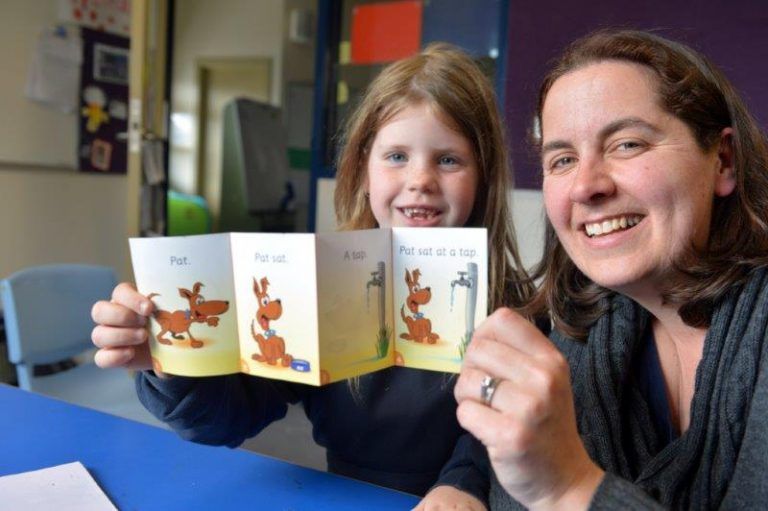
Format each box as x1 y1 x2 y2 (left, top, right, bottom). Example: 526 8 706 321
570 267 768 509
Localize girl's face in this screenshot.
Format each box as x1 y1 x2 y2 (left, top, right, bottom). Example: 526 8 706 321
366 103 478 228
540 61 735 299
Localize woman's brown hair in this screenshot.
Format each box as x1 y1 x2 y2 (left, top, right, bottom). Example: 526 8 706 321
334 42 534 311
527 29 768 340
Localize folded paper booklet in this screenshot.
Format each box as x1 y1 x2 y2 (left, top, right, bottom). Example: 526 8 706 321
130 227 487 385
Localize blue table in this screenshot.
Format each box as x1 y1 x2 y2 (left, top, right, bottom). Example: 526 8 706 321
0 384 419 510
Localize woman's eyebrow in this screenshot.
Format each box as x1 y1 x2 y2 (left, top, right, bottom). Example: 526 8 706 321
598 117 662 140
540 117 662 156
540 140 573 157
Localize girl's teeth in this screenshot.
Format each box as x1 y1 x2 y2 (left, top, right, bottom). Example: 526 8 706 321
404 208 436 219
585 215 642 237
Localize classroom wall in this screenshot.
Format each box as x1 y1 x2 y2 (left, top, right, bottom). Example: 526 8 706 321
0 1 131 281
0 1 77 168
0 169 130 280
168 0 285 195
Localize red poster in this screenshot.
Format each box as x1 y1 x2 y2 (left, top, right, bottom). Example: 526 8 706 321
351 1 422 64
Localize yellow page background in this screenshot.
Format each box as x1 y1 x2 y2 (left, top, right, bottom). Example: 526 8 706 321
316 229 393 383
231 233 320 385
130 234 239 376
392 228 488 373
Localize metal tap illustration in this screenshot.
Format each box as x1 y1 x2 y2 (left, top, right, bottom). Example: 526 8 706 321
450 262 479 355
366 261 389 358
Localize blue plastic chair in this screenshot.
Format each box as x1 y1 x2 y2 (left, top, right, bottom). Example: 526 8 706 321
0 264 163 427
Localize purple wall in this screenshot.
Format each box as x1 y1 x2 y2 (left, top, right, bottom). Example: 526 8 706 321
504 1 768 189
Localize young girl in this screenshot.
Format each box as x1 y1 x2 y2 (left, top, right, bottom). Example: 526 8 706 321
91 43 533 509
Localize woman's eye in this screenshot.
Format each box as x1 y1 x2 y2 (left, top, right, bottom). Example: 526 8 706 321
613 140 645 153
545 156 576 174
438 155 458 166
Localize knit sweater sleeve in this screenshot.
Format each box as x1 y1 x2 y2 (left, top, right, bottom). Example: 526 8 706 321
431 433 490 506
135 370 303 448
590 473 665 510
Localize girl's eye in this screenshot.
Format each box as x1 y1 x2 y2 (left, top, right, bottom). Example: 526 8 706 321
386 153 407 163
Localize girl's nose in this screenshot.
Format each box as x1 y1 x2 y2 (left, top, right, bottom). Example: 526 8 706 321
407 162 438 193
568 157 616 204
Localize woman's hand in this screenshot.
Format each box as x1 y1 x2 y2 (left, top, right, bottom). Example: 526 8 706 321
455 308 604 511
90 282 154 371
413 485 486 511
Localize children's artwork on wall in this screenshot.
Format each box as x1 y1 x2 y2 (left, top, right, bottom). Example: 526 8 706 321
78 28 128 174
58 0 131 37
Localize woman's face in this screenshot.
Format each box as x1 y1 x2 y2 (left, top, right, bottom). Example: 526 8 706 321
540 61 735 299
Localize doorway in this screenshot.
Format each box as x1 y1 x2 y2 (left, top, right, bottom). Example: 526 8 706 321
196 57 272 229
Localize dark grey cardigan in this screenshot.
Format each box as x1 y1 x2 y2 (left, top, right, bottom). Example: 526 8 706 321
491 268 768 510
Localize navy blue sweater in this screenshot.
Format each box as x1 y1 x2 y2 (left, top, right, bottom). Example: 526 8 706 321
136 366 487 501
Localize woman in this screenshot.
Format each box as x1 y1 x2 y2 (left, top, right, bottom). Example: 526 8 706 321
455 29 768 509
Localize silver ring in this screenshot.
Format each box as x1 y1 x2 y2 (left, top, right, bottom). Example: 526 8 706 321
480 375 501 406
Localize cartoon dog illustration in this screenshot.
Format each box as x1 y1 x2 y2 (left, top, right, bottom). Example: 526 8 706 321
251 277 293 366
400 268 439 344
147 282 229 348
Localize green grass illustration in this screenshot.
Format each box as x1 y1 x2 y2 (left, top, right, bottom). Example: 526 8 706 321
375 325 391 359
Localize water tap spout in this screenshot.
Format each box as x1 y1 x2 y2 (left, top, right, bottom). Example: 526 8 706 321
450 271 473 289
366 270 383 290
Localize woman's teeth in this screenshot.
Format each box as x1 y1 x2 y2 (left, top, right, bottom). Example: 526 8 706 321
403 208 438 219
585 215 642 237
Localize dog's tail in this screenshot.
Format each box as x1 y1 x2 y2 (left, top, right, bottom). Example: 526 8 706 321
251 319 258 341
400 304 407 323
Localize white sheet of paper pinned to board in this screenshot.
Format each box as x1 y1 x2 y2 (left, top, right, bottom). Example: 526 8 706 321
0 461 116 511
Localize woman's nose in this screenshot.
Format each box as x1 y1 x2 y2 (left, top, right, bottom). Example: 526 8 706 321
568 157 616 204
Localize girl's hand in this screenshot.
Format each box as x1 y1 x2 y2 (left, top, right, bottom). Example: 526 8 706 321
90 282 154 371
455 308 604 511
413 486 486 511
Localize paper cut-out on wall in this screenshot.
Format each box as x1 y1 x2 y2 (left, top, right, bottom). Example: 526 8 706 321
351 1 422 64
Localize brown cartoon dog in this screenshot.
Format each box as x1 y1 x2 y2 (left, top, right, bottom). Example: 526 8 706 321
400 268 439 344
148 282 229 348
251 277 293 366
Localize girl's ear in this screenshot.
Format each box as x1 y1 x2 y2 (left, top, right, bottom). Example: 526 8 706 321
714 127 736 198
362 170 370 198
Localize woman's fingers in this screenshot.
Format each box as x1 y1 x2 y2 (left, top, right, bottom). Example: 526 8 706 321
472 308 557 357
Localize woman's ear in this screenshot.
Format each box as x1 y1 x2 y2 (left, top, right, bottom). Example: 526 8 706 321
714 127 736 197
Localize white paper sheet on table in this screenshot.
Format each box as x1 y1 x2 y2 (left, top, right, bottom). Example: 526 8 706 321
0 461 116 511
